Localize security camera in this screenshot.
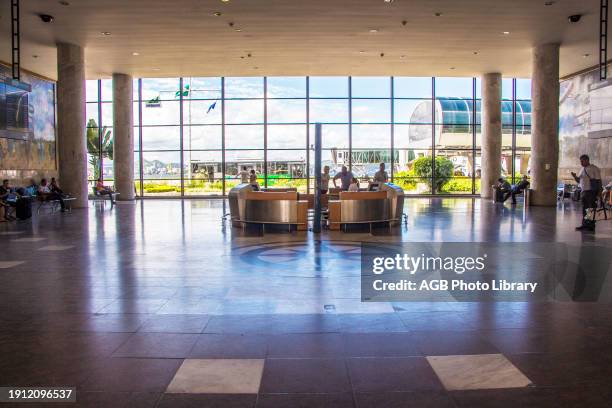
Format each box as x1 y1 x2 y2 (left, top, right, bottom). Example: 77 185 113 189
568 14 582 23
39 14 54 23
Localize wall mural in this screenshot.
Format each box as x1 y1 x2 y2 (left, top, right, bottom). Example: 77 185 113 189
0 64 56 173
559 69 612 180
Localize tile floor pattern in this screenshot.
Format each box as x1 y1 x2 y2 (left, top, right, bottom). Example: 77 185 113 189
0 198 611 407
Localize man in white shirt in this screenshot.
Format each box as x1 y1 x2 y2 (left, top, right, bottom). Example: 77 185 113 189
237 166 249 184
571 154 602 231
373 163 389 184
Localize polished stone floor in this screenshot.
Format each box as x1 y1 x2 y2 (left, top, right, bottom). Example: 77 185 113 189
0 198 611 407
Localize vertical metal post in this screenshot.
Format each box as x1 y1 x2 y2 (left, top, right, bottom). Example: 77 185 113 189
511 78 517 184
264 77 268 188
390 76 395 182
313 123 322 233
97 80 103 182
221 77 226 196
138 78 144 197
431 77 436 194
179 77 185 196
348 77 353 171
306 77 310 194
601 0 609 81
11 0 20 81
472 77 477 195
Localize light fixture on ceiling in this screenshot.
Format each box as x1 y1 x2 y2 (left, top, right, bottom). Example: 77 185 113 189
502 31 510 35
32 55 39 59
434 12 442 17
369 28 379 33
132 52 140 56
400 55 406 59
544 1 555 5
213 11 222 17
235 28 242 32
359 50 365 54
151 68 160 71
473 51 479 55
384 0 394 3
380 52 385 57
221 0 231 2
101 31 111 36
59 1 70 5
583 53 590 58
450 67 456 70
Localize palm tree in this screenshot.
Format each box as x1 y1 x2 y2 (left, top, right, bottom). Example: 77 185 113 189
86 119 113 180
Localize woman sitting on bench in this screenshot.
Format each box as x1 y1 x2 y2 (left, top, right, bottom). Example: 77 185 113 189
96 178 116 204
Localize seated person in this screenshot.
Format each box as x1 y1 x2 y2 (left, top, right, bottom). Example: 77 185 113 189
603 180 612 206
96 178 116 204
348 177 360 192
0 179 10 201
493 177 511 202
25 179 38 197
38 178 66 212
503 175 530 205
333 166 354 191
249 169 260 191
49 177 65 195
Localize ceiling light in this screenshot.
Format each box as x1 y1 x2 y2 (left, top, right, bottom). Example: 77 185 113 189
221 0 231 2
235 28 242 32
434 12 442 17
101 32 111 36
132 52 140 56
583 53 590 58
503 31 510 35
384 0 394 3
59 1 70 5
544 1 555 5
450 67 456 70
32 55 39 59
369 28 379 33
213 11 222 17
151 68 160 71
473 51 479 55
400 55 406 59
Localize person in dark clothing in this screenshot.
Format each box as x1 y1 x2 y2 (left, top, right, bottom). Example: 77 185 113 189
38 178 66 212
493 178 511 202
572 154 602 231
49 177 64 195
503 175 530 205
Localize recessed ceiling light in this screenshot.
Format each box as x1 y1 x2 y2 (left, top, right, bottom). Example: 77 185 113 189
369 28 379 33
101 31 111 36
544 1 555 5
450 67 456 70
583 53 590 58
434 12 442 17
213 11 222 17
32 55 39 58
400 55 406 59
221 0 231 2
151 68 160 71
235 28 242 32
380 52 385 57
503 31 510 35
384 0 394 3
473 51 479 55
132 52 140 56
59 1 70 5
359 50 365 54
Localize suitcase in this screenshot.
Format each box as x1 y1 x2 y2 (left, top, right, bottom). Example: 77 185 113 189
15 198 32 220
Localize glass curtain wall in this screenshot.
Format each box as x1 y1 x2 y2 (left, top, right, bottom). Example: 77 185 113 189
86 76 531 196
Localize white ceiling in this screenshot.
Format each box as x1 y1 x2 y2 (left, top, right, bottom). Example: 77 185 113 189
0 0 603 80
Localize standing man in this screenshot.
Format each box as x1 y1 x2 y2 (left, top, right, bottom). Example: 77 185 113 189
374 163 389 184
333 166 354 191
572 154 602 231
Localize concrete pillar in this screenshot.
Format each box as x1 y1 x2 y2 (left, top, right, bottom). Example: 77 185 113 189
112 73 135 200
530 43 560 206
480 73 502 199
57 43 88 208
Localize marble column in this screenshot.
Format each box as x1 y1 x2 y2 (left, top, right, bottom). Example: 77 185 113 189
57 43 88 208
112 73 135 200
530 43 560 206
480 73 502 199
